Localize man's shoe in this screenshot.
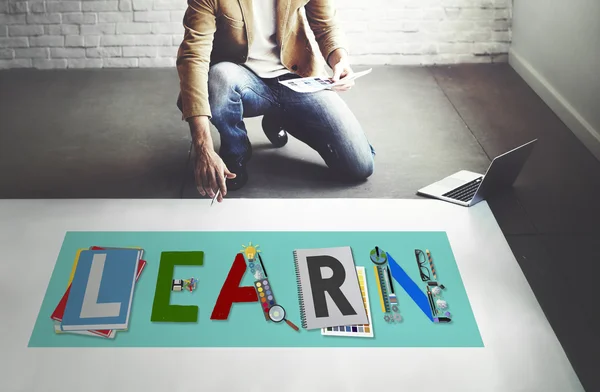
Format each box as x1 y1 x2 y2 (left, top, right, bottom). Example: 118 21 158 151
262 114 288 148
225 158 248 191
223 144 252 191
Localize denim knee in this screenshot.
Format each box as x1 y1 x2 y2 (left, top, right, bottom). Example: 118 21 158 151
327 143 375 181
349 154 375 180
207 62 242 119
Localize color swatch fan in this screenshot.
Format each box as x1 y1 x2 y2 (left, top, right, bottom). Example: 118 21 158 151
322 266 373 337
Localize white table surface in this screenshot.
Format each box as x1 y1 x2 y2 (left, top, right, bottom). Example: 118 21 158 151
0 199 583 392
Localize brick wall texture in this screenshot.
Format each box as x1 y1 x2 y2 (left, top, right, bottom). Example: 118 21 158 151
0 0 512 69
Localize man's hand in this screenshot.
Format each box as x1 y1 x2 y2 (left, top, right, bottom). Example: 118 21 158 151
194 145 235 202
328 48 354 92
188 115 235 202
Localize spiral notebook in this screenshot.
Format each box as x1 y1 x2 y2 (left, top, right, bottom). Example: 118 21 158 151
293 246 368 330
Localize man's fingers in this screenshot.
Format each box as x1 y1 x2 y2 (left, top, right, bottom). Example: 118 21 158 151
201 169 213 197
196 181 206 196
333 79 354 91
224 167 237 179
216 170 228 197
206 169 217 198
194 168 206 196
334 82 353 89
331 65 343 82
332 80 354 92
199 175 209 197
339 78 355 86
332 70 355 89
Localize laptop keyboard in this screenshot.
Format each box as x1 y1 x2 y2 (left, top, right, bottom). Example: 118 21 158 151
442 177 483 202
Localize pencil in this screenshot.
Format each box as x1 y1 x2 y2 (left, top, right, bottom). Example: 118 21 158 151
426 249 437 281
210 189 220 206
257 253 268 278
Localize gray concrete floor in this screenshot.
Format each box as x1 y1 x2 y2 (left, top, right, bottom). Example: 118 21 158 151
1 64 599 391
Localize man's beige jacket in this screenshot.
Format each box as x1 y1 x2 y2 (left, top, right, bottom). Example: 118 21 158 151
176 0 348 120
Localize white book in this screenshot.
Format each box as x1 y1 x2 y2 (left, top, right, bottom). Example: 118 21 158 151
293 246 368 330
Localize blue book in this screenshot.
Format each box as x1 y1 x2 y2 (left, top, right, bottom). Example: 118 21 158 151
61 249 141 331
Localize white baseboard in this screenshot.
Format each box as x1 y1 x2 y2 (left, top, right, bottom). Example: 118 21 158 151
509 48 600 162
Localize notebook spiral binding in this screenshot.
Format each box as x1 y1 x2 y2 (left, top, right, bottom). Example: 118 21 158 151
293 251 307 329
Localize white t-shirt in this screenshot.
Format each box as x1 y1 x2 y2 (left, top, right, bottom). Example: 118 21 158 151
244 0 289 78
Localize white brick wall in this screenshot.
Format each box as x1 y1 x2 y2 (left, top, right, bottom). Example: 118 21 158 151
0 0 511 69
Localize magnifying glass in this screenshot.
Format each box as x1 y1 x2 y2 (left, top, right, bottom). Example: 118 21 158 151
268 305 299 331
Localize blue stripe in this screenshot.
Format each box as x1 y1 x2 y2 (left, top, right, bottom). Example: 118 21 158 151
386 252 434 321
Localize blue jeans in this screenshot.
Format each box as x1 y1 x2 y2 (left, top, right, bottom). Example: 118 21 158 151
207 62 375 181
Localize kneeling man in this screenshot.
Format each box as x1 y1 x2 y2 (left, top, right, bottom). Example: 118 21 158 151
176 0 375 201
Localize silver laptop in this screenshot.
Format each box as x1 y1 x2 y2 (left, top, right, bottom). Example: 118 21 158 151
417 139 537 207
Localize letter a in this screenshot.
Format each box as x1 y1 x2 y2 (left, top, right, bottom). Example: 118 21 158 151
211 253 258 320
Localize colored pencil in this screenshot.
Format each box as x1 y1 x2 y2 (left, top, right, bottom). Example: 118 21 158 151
426 249 437 281
374 266 387 313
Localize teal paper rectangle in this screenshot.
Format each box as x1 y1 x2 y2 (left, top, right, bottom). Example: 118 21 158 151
28 231 483 347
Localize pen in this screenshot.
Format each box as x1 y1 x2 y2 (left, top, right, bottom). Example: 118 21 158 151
426 286 437 315
385 266 395 294
385 265 398 304
257 253 268 278
211 189 220 206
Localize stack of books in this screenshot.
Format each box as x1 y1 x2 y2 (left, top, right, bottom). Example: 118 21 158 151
50 246 146 339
